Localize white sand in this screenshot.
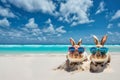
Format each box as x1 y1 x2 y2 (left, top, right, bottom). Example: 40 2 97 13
0 53 119 80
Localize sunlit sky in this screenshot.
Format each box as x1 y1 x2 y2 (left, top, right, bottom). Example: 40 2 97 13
0 0 120 44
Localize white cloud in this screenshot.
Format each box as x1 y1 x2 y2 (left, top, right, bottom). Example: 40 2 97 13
24 18 42 36
107 31 113 35
24 18 66 37
25 18 38 29
6 0 56 14
45 18 51 24
3 28 44 42
58 17 63 21
107 31 120 36
3 0 94 26
107 31 120 43
59 0 94 26
43 23 55 34
0 6 15 18
107 23 113 29
0 28 28 40
8 29 23 37
57 34 61 37
118 23 120 27
31 28 41 36
0 18 67 43
56 26 66 33
43 18 66 34
95 1 106 14
71 22 77 26
111 10 120 20
0 18 10 27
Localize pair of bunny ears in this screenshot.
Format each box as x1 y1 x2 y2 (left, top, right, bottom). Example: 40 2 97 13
70 35 108 46
70 38 82 46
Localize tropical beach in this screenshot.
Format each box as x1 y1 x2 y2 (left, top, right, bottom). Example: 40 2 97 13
0 52 119 80
0 0 120 80
0 45 120 80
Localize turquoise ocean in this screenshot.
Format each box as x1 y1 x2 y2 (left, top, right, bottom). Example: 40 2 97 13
0 45 120 54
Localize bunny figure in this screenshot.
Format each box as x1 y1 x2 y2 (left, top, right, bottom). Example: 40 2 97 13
89 35 111 72
66 38 88 66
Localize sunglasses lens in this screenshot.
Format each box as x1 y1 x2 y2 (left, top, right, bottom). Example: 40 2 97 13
78 47 84 53
69 47 75 52
90 47 97 54
100 47 108 55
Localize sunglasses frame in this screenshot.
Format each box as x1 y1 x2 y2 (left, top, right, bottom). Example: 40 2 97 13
68 47 85 54
90 47 108 55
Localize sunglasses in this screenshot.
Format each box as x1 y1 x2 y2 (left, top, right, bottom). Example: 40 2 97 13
68 47 85 54
90 47 108 55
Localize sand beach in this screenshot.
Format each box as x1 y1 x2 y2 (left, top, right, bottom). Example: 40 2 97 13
0 52 119 80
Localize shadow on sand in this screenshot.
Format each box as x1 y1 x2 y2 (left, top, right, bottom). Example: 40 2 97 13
89 62 109 73
55 61 110 73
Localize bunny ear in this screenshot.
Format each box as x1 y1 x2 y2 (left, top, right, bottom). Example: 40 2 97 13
101 35 108 45
70 38 76 46
77 39 82 46
93 35 99 45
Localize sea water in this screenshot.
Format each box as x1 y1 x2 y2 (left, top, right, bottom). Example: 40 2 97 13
0 45 120 54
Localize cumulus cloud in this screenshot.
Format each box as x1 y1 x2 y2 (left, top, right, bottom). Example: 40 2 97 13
59 0 94 26
107 31 120 43
5 0 56 14
24 18 42 36
107 31 113 35
43 23 55 34
0 18 43 42
23 18 66 39
111 10 120 20
2 0 94 26
23 18 66 41
8 29 24 37
56 26 66 33
107 31 120 37
43 18 66 35
57 34 62 37
107 23 113 29
95 1 106 14
0 6 15 18
0 18 67 43
0 18 10 27
45 18 51 24
25 18 38 29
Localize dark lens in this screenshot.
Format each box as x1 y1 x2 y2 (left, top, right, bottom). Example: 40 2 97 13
69 47 75 52
90 47 97 54
78 47 84 53
100 47 108 55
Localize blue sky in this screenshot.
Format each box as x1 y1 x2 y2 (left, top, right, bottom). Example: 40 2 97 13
0 0 120 44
